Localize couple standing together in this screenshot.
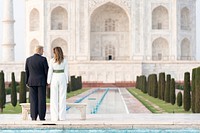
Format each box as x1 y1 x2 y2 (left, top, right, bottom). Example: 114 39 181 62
25 46 68 121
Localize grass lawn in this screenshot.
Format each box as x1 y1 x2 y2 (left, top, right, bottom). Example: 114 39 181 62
0 88 89 114
128 88 191 113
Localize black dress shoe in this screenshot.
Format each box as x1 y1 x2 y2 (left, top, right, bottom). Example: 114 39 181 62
40 119 46 121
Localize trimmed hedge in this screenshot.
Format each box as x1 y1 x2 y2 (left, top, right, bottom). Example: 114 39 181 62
160 72 165 101
170 78 176 105
11 72 17 107
164 74 171 103
183 72 191 111
0 71 6 112
195 67 200 113
192 68 196 113
19 71 27 103
177 92 182 107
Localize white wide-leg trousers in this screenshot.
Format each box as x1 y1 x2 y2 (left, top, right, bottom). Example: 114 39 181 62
50 74 67 121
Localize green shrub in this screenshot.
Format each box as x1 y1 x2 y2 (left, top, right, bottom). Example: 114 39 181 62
160 72 165 101
19 71 26 103
195 67 200 113
136 76 139 89
67 82 71 93
192 68 196 113
177 92 183 107
152 74 158 98
183 72 191 111
170 78 176 105
70 76 76 91
11 72 17 107
164 74 171 103
0 71 6 112
141 75 147 93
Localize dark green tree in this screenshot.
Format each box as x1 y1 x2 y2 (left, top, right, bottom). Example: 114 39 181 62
152 74 158 98
192 68 196 113
170 78 176 105
67 82 71 93
164 74 171 103
11 72 17 107
160 73 165 100
19 71 26 103
70 75 76 91
183 72 191 111
195 67 200 113
158 73 161 99
0 71 6 112
147 75 151 96
136 76 139 89
177 92 182 107
141 75 147 93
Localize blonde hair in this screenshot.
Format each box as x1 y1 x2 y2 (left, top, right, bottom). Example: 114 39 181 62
53 47 64 64
34 45 43 54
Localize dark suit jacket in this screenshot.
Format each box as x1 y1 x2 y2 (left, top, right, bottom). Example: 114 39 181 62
25 54 49 86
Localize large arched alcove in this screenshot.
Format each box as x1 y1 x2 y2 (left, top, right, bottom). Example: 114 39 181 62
90 2 130 60
30 39 39 55
29 8 40 31
152 6 169 29
51 6 68 30
51 38 68 58
181 7 190 30
181 38 190 60
152 37 169 60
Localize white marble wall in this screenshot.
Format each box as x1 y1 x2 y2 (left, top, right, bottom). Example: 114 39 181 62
14 0 197 83
1 61 200 82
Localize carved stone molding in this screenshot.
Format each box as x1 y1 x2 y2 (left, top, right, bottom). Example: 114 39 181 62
88 0 131 14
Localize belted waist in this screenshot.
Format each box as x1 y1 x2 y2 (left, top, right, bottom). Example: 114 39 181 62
53 69 64 73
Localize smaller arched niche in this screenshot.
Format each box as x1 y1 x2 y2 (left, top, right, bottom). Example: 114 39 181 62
152 37 169 61
51 38 68 58
181 7 190 30
152 6 169 30
30 39 39 55
105 44 115 60
51 6 68 30
29 8 40 31
181 38 190 60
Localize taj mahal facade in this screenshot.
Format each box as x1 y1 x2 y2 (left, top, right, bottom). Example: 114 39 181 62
0 0 199 84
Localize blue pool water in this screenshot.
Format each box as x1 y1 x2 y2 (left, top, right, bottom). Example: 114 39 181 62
0 129 200 133
67 88 128 114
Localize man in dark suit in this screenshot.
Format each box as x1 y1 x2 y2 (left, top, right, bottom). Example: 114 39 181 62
25 45 49 121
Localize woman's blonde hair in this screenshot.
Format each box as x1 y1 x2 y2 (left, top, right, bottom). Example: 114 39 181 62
53 47 64 64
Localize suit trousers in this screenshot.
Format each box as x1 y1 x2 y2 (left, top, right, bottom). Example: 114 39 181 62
29 86 46 120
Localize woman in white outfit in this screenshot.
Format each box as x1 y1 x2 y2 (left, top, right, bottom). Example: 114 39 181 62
47 47 68 121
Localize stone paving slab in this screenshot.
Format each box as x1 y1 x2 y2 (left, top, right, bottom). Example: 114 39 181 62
1 88 200 129
1 114 200 129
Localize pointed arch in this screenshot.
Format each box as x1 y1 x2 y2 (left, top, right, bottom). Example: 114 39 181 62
152 6 169 29
181 38 190 60
90 2 130 60
152 37 169 60
90 2 129 32
181 7 190 30
51 38 68 58
105 44 115 60
51 6 68 30
29 8 39 31
30 39 39 55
